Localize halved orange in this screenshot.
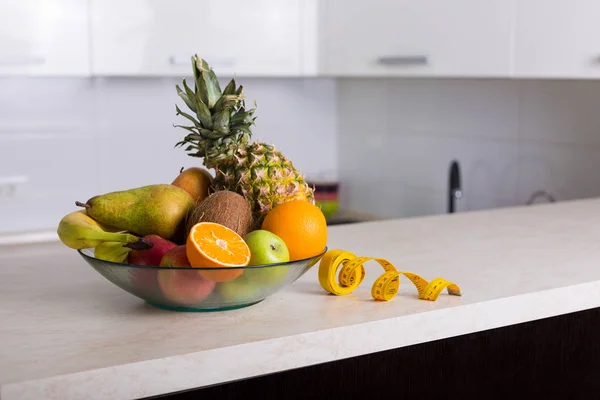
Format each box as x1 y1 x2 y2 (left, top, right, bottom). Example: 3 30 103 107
186 222 251 282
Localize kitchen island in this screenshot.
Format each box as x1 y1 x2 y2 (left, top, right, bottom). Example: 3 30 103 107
2 198 600 399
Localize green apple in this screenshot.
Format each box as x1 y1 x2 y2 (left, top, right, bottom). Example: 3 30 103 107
244 230 290 265
243 230 290 286
218 276 263 303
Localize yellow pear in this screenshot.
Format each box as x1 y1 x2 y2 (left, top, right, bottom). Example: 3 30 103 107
171 167 213 203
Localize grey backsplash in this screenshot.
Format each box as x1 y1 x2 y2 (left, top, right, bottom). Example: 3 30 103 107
337 78 600 219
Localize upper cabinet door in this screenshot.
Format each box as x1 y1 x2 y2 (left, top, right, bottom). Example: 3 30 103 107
514 0 600 78
0 0 90 76
91 0 312 76
321 0 511 77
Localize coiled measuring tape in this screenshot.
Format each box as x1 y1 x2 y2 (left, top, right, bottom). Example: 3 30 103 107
318 249 462 301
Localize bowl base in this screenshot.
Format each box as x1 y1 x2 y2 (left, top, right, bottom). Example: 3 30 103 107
146 299 265 312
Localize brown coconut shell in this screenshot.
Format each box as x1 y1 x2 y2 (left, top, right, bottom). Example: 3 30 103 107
185 190 253 239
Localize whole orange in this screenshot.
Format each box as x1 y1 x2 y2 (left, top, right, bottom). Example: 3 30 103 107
261 200 328 261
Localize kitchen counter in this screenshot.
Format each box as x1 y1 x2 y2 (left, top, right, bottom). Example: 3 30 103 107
2 198 600 399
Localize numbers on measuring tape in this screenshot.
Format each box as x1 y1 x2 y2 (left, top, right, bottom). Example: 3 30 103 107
317 249 462 302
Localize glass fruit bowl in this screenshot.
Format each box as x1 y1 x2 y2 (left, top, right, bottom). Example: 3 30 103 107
77 247 327 312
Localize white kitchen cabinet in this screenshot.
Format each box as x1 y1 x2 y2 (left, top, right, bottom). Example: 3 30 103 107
91 0 316 77
0 133 99 234
321 0 511 77
514 0 600 78
0 0 90 76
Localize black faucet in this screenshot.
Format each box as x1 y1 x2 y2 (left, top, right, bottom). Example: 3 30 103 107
448 160 462 213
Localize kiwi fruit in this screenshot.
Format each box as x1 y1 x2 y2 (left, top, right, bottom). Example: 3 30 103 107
185 190 253 238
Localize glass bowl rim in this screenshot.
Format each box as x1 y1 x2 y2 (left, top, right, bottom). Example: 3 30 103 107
77 246 328 270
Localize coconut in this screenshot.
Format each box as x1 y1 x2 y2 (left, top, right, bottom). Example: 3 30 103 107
185 190 253 239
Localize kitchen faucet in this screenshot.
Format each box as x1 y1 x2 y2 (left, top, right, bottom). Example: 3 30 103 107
448 160 462 213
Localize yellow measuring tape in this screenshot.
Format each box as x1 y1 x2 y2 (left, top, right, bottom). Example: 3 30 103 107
318 249 462 301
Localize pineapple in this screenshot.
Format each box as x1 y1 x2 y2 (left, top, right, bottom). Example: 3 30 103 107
173 55 315 226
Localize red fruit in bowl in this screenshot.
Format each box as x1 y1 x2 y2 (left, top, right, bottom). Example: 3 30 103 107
130 268 159 295
159 245 190 267
129 235 177 294
157 245 216 304
158 270 216 305
129 235 177 266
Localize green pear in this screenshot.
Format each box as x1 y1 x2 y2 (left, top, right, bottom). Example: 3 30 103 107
76 184 194 241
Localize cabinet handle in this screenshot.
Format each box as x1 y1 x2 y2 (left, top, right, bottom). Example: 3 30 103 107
169 56 236 68
0 56 45 66
377 55 428 66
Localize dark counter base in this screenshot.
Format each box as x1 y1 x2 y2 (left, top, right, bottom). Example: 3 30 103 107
151 307 600 399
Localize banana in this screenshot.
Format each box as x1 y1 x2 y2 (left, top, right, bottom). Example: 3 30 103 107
94 241 132 263
57 210 152 250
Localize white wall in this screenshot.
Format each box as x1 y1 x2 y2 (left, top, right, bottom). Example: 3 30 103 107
337 78 600 219
3 75 600 234
0 77 337 234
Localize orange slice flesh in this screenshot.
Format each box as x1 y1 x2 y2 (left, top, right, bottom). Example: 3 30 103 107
186 222 250 282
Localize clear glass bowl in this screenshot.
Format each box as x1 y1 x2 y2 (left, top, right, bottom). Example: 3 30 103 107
77 248 327 312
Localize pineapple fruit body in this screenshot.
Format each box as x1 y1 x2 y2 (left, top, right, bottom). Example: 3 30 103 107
174 55 314 225
213 142 314 219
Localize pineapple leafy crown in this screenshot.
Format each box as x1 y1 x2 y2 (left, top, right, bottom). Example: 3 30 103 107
174 54 256 159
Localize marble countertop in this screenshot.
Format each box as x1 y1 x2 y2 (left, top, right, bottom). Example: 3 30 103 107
2 199 600 400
